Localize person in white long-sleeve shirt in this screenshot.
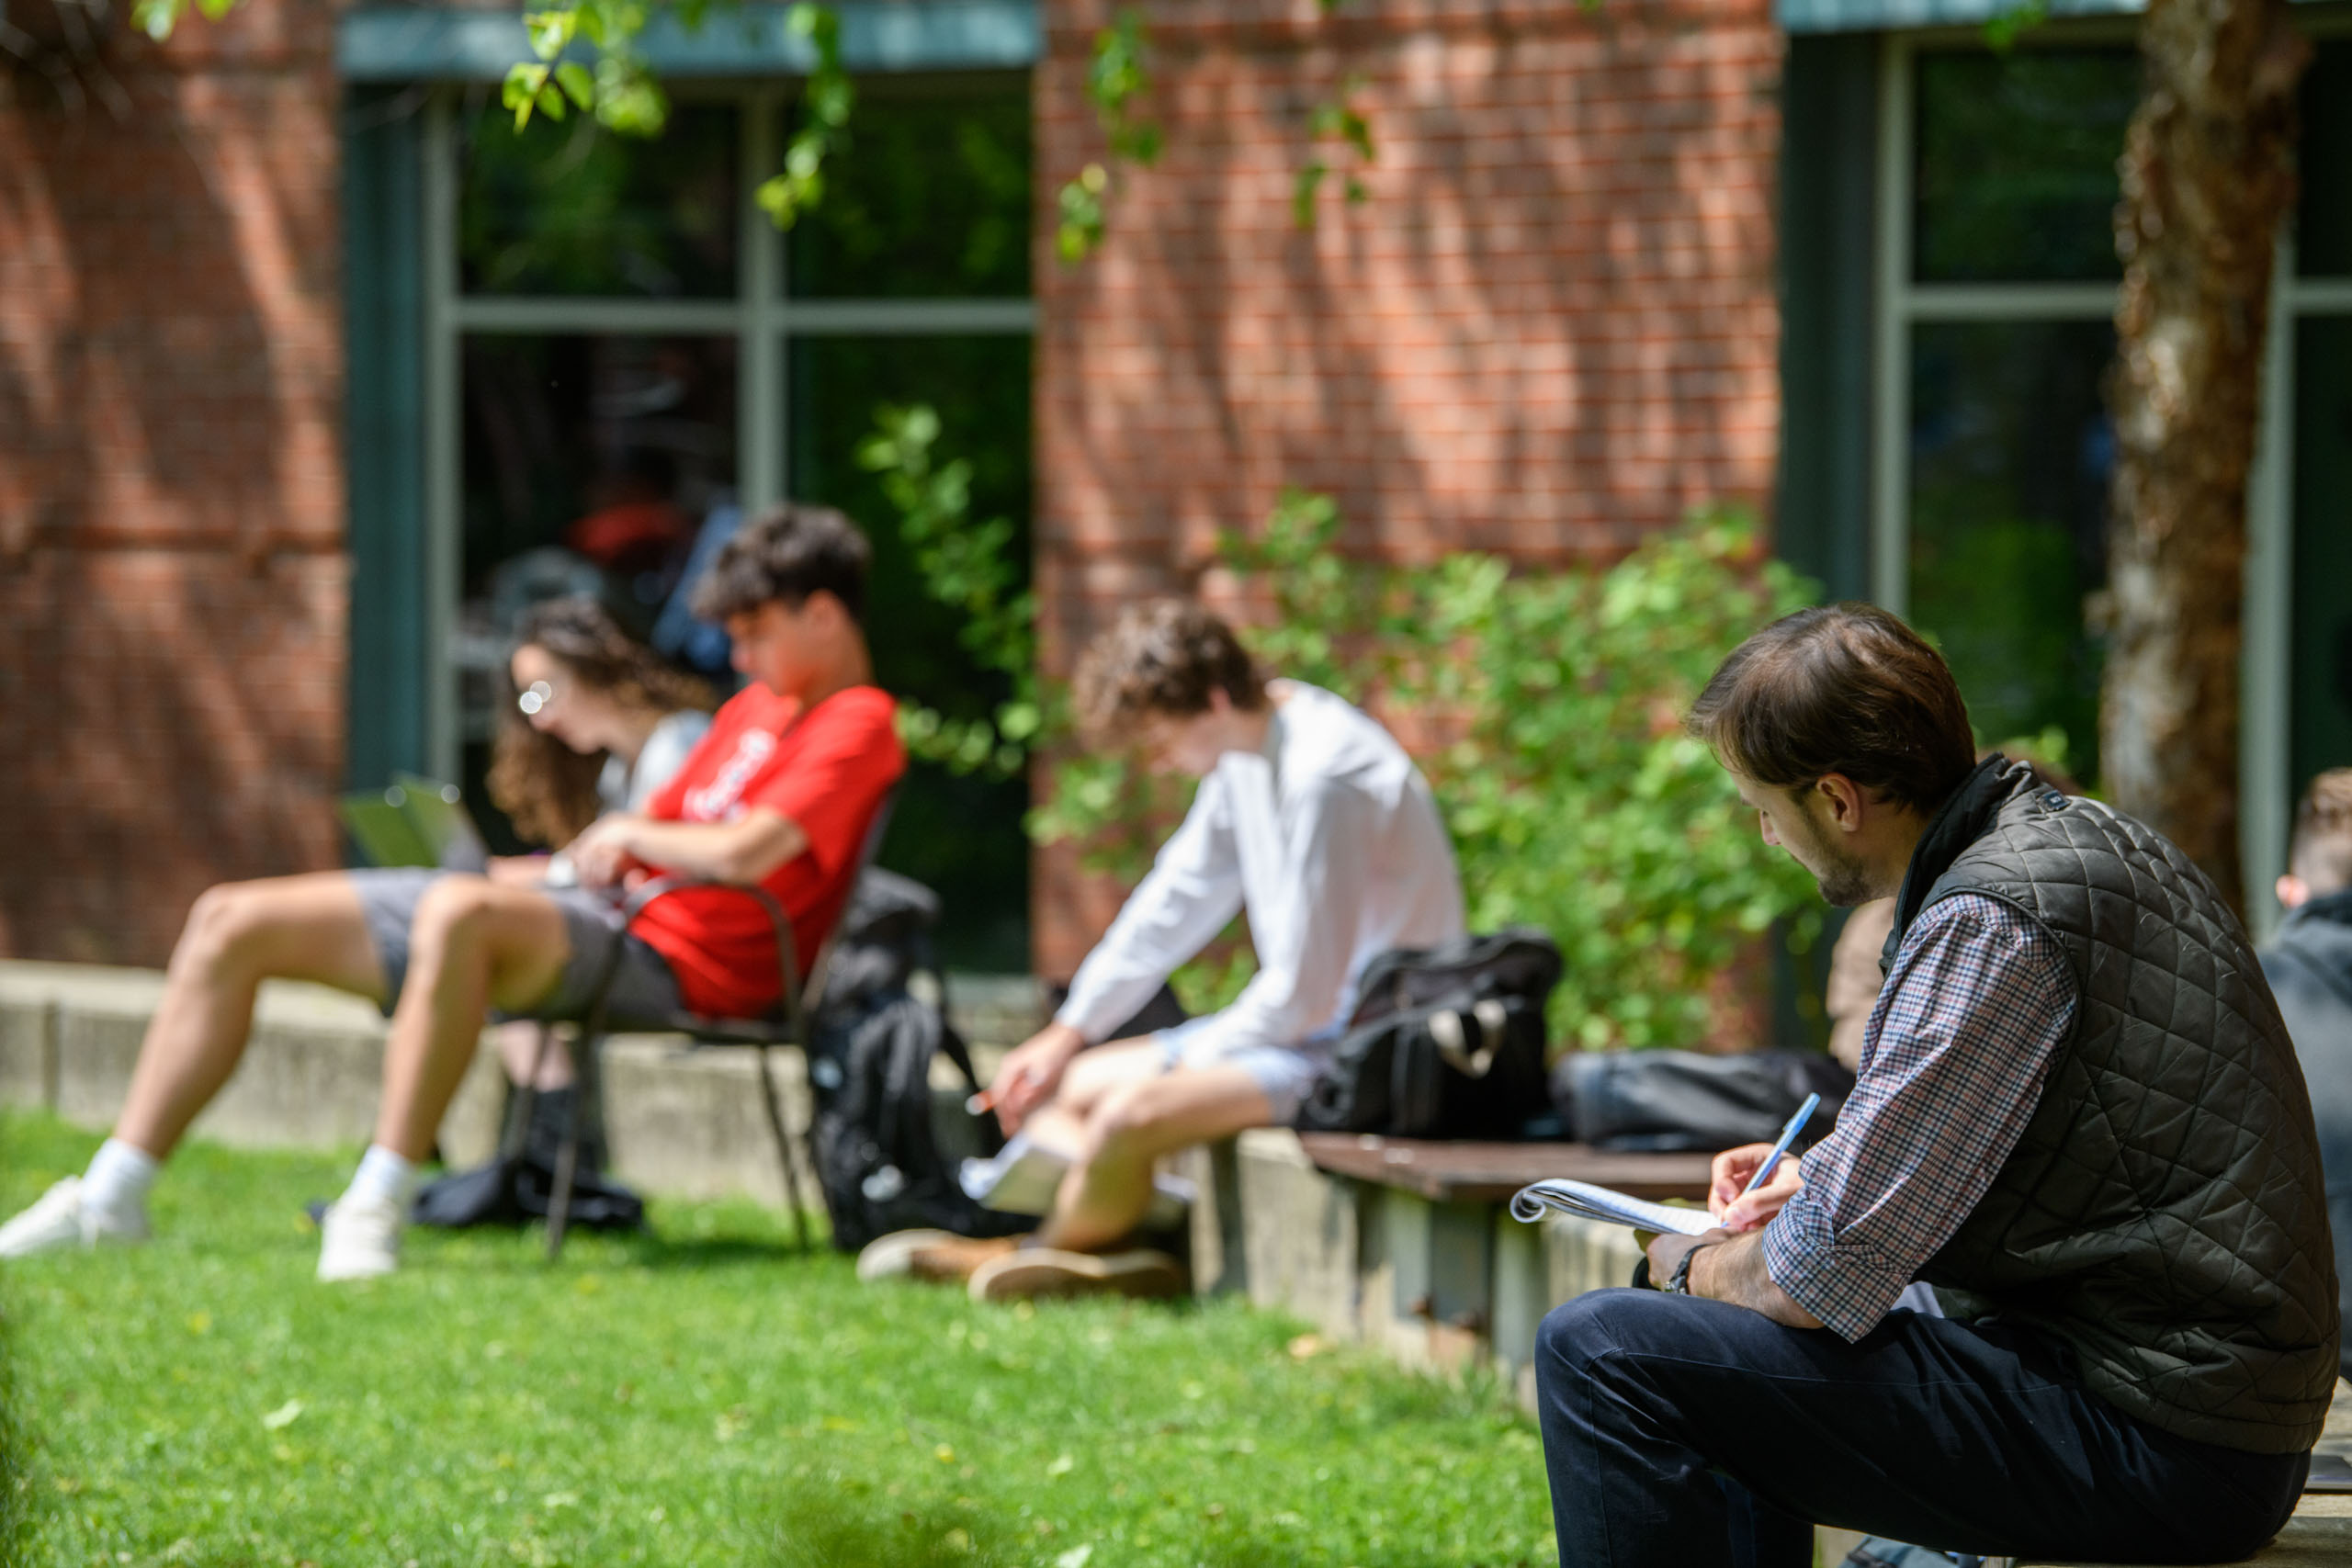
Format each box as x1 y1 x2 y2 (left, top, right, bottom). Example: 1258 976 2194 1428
863 600 1464 1301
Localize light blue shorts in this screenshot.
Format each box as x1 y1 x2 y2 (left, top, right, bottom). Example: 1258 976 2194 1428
1153 1015 1332 1126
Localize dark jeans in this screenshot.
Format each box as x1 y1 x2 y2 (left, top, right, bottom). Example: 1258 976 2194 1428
1535 1289 2309 1568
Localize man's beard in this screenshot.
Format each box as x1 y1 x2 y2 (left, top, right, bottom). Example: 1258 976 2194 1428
1787 816 1876 907
1813 853 1877 908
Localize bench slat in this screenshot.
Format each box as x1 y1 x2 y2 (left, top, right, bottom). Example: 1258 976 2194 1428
1295 1133 1714 1205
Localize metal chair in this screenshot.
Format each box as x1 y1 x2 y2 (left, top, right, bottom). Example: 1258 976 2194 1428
533 803 895 1259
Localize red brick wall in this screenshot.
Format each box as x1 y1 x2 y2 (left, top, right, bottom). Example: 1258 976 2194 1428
1031 0 1785 978
0 0 345 964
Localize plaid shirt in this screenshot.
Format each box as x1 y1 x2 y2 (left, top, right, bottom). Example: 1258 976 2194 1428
1762 893 2077 1340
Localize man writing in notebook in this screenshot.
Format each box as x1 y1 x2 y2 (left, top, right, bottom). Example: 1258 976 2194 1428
0 504 902 1280
1534 604 2337 1566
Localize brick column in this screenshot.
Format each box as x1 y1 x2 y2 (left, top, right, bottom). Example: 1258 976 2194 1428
0 0 345 964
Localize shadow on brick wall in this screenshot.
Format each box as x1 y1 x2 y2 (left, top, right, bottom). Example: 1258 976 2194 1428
0 58 346 964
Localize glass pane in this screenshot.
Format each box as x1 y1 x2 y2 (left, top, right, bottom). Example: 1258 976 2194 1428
1913 49 2139 284
789 333 1034 966
2298 41 2352 278
459 333 739 846
459 104 740 299
787 75 1030 299
2290 316 2352 797
1908 319 2116 784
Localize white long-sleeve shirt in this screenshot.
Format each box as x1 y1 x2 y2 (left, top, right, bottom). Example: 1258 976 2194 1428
1055 681 1466 1057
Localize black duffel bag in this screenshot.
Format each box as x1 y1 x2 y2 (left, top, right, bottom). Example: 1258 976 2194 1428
1552 1047 1854 1154
1295 928 1563 1140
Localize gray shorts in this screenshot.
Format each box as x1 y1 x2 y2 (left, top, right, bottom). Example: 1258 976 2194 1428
350 869 682 1024
1153 1014 1333 1126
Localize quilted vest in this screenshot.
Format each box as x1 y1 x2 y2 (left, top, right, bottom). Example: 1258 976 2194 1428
1891 760 2340 1455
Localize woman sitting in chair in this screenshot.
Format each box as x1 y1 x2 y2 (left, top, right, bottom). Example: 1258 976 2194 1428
480 597 715 1105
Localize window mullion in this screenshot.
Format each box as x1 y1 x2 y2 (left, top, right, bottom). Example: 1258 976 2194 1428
424 90 461 783
1870 35 1914 614
2242 236 2299 936
744 89 785 514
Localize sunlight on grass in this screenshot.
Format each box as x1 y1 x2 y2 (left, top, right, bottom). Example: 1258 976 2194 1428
1 1111 1557 1566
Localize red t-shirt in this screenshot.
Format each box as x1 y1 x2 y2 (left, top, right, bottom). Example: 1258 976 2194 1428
630 682 904 1019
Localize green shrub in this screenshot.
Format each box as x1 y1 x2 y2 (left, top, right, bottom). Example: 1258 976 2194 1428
1382 512 1824 1048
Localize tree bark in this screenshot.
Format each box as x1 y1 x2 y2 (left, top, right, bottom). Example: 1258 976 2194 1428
2103 0 2308 914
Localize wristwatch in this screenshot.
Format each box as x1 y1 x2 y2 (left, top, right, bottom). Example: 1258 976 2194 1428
1660 1243 1708 1296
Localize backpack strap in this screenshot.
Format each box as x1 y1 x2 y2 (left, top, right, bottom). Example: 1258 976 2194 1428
934 1014 984 1095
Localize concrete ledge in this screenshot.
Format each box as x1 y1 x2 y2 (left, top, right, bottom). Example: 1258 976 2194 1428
1491 1208 1645 1403
1237 1128 1365 1342
0 958 1034 1210
1233 1126 1657 1385
1181 1137 1248 1296
594 1036 815 1206
2 960 505 1172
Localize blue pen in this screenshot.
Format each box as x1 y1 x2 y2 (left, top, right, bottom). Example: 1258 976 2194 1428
1739 1091 1822 1199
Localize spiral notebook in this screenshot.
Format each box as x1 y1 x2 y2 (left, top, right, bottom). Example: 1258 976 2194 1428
1510 1179 1715 1236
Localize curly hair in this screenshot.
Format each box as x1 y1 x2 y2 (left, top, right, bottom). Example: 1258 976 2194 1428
689 502 872 623
1071 599 1267 745
485 597 717 848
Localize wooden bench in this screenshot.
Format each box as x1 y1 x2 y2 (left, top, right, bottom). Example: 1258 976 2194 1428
1293 1133 1716 1203
1184 1129 1711 1383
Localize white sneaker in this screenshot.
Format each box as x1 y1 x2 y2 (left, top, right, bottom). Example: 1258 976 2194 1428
0 1177 148 1258
316 1192 403 1281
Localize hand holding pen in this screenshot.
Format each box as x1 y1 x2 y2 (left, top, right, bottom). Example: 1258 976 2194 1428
1707 1092 1821 1233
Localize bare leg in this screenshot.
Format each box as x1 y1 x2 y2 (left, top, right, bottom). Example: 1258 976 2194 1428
371 878 571 1162
1034 1061 1274 1254
113 874 388 1160
1018 1038 1167 1162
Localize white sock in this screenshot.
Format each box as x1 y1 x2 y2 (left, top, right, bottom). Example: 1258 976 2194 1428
82 1138 160 1224
342 1145 419 1212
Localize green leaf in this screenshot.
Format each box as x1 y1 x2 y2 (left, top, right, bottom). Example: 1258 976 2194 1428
555 62 596 110
524 7 578 61
503 63 551 130
1057 169 1108 263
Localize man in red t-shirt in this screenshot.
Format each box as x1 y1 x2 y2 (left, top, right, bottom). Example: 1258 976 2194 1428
0 505 901 1282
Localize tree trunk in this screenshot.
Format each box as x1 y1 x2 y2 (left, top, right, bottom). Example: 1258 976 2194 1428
2103 0 2308 915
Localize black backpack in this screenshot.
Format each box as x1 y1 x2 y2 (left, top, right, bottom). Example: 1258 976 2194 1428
805 870 1028 1253
1551 1048 1855 1154
1295 928 1564 1140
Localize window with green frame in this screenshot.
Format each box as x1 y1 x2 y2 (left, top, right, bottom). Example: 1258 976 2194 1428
2289 39 2352 807
1902 45 2139 788
1871 30 2352 904
443 73 1035 970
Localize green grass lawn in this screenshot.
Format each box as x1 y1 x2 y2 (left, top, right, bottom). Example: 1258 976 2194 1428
0 1111 1558 1567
